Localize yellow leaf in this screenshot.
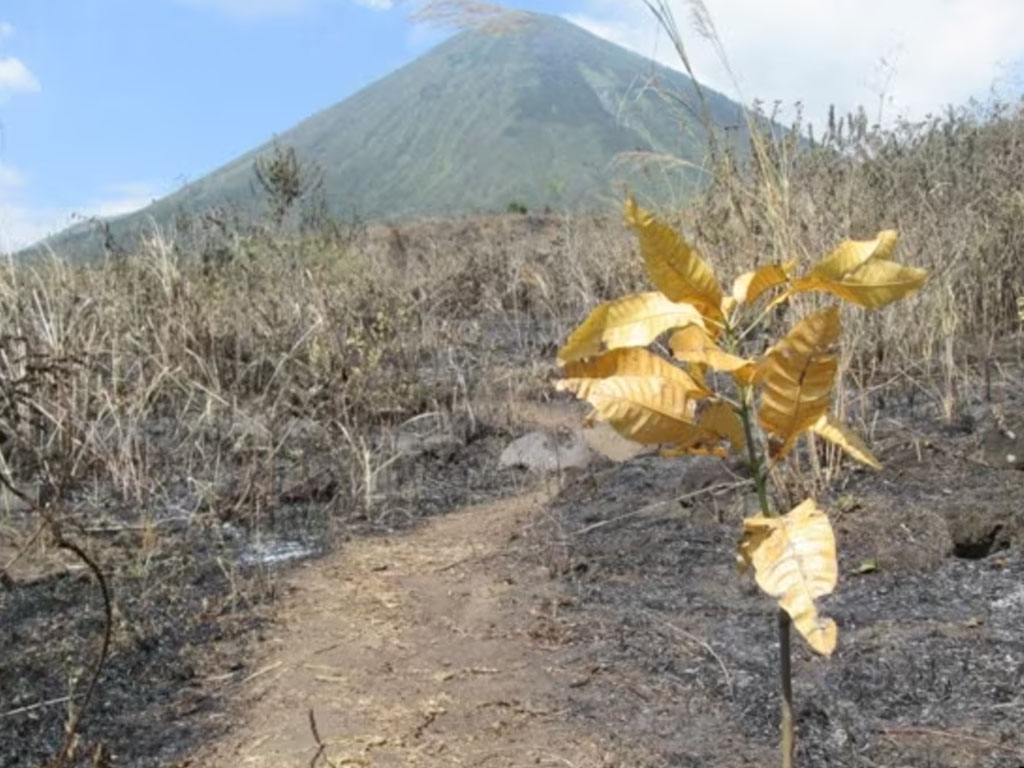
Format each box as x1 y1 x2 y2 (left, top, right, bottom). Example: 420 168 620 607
562 347 708 393
721 295 738 318
731 260 795 305
686 360 709 391
807 231 898 282
698 400 746 453
661 400 745 457
793 230 926 309
557 348 706 444
623 197 724 325
757 307 839 460
737 499 838 656
669 325 756 385
792 259 927 309
810 414 881 470
557 292 705 365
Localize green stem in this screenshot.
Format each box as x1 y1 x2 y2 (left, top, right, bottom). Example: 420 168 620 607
735 289 792 343
737 386 771 517
723 322 770 517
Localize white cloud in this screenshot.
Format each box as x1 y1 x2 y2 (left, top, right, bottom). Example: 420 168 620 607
0 57 40 101
0 181 165 252
565 0 1024 129
0 204 70 253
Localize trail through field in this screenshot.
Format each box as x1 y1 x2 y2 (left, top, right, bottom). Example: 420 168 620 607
187 397 1024 768
191 486 616 768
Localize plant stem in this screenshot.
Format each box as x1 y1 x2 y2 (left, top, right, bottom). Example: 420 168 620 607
737 386 770 517
736 292 790 343
736 382 795 768
778 608 795 768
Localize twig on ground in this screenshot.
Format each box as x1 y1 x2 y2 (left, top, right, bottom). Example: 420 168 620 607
573 480 752 537
876 723 1024 759
308 708 339 768
46 535 113 768
656 615 734 698
0 694 83 720
241 660 283 685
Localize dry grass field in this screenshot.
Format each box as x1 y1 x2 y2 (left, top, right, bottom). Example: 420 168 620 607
1 100 1023 767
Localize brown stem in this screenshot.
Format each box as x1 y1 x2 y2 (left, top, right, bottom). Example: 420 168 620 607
736 381 795 768
778 609 795 768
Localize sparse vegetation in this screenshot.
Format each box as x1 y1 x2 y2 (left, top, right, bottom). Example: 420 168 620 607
4 91 1024 759
3 4 1024 767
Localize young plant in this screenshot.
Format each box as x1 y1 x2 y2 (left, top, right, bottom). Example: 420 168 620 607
555 197 927 766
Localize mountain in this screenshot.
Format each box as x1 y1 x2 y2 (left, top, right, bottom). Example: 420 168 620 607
33 12 747 258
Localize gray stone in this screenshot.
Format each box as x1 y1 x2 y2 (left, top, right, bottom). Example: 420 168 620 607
499 429 592 472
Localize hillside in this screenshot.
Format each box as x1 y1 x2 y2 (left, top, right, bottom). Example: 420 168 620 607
33 12 745 259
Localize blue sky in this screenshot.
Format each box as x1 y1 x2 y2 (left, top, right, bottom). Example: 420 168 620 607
2 0 1023 249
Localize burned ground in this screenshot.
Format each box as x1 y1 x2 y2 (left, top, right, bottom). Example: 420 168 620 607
0 425 522 768
0 208 1022 766
542 396 1024 767
3 384 1023 767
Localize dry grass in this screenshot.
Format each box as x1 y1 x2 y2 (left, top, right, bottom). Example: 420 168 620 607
0 10 1018 555
687 100 1024 414
2 100 1023 542
3 9 1022 764
635 2 1022 439
638 102 1017 497
0 209 648 565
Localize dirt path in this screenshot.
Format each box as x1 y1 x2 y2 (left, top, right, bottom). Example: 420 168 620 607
191 488 616 768
186 397 1024 768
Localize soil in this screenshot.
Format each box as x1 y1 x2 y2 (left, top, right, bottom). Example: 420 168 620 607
188 489 620 767
3 384 1024 767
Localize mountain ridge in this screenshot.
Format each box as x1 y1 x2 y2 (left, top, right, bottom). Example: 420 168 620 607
31 12 747 258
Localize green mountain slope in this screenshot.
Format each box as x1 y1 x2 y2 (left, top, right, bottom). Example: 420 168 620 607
35 12 746 258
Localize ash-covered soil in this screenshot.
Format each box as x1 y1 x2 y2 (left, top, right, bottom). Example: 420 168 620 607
542 403 1024 767
1 525 269 768
3 377 1023 767
0 425 522 768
